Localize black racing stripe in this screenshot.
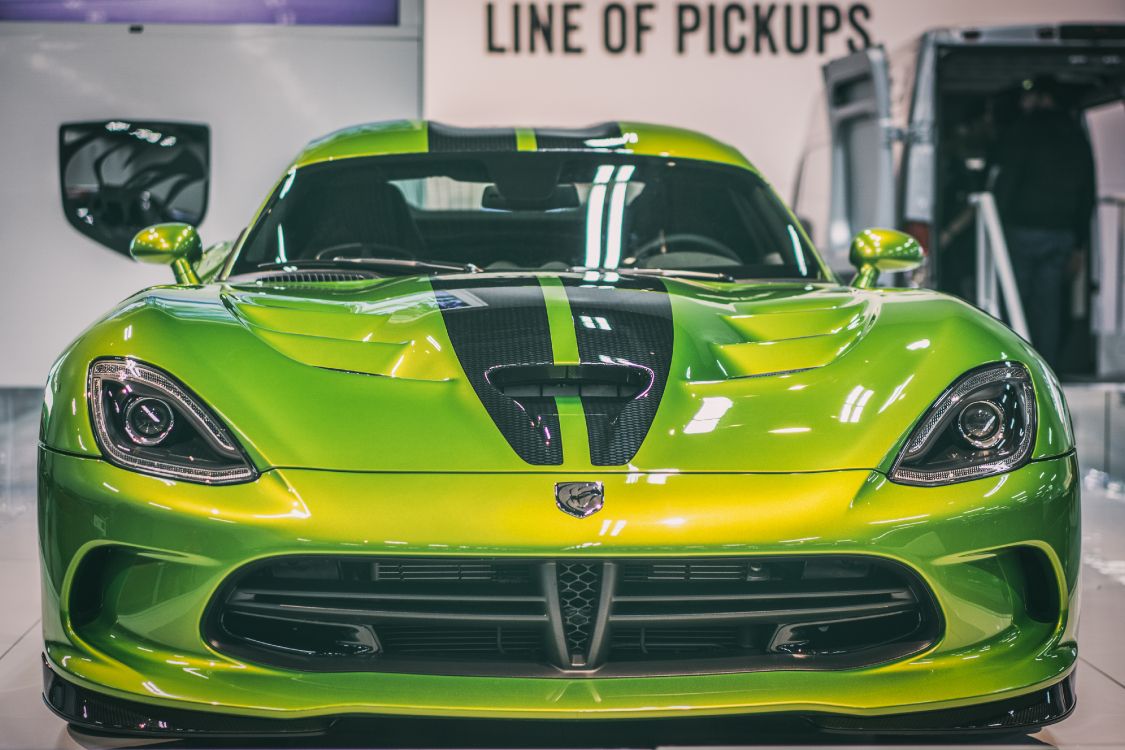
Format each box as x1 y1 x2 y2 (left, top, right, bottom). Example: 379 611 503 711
562 276 673 465
534 123 622 151
427 122 518 153
431 277 562 465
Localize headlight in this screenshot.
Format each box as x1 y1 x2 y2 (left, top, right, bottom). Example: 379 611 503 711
88 359 256 484
890 362 1036 486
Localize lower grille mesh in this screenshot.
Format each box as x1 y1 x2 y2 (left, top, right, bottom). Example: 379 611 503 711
206 555 939 676
610 626 747 657
557 563 602 663
376 625 543 657
372 560 532 583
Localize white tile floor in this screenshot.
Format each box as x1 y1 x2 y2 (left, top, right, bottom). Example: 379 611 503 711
1 391 1124 749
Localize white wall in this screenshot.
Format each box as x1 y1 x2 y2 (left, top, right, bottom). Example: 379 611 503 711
0 6 422 386
425 0 1125 199
4 1 1124 387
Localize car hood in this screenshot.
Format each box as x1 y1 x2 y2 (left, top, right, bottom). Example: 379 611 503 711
47 272 1067 473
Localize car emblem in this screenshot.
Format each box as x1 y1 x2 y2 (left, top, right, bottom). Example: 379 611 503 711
555 482 604 519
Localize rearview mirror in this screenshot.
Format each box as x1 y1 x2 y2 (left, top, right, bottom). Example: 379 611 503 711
848 228 925 289
130 223 203 284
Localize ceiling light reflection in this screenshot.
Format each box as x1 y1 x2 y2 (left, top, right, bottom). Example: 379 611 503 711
583 165 615 268
683 396 733 434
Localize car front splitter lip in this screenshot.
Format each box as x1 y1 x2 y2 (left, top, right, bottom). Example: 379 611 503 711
44 655 1075 739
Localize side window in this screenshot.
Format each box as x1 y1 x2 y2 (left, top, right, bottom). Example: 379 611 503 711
59 120 210 256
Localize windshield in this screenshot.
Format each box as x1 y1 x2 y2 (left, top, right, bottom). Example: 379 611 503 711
231 153 824 280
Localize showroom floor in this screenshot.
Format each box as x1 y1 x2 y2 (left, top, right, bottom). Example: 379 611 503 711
2 390 1124 750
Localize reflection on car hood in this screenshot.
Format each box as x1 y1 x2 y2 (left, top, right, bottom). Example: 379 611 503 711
225 276 870 381
48 272 1060 473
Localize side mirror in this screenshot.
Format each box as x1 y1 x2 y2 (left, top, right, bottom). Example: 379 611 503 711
130 223 203 284
848 228 925 289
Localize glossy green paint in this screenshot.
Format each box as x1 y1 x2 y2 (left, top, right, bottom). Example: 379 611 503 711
848 228 927 289
289 120 754 172
293 119 429 168
540 276 581 364
39 121 1079 722
616 121 754 170
40 276 1073 473
515 127 538 151
129 223 203 285
39 449 1078 719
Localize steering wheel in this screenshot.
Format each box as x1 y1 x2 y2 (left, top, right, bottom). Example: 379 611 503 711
630 233 740 266
314 242 413 260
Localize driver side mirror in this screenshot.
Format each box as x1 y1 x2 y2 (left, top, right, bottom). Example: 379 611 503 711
848 228 925 289
130 223 203 284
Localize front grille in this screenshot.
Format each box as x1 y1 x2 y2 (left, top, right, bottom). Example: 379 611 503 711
621 559 779 583
205 556 940 676
374 624 544 657
371 560 533 583
609 626 745 658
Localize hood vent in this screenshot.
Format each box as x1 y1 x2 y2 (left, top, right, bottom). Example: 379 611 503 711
486 364 652 400
251 270 378 285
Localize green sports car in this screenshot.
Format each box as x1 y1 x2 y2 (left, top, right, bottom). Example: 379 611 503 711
39 121 1079 737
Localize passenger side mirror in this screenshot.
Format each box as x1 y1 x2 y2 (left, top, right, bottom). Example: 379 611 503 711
130 223 203 284
848 228 925 289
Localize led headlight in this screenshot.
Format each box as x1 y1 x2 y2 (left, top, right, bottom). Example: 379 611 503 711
890 362 1036 486
88 359 256 484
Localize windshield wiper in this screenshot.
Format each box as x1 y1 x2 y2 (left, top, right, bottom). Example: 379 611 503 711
257 258 481 275
579 267 737 283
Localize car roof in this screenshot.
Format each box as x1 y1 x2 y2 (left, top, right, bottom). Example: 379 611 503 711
290 120 757 172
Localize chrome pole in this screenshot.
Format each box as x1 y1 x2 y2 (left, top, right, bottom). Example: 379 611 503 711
970 192 1030 341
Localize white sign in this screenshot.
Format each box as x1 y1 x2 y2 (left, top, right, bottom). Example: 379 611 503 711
426 0 1125 200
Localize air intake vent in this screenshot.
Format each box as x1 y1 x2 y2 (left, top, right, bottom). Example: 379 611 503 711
205 555 940 677
376 624 543 657
621 560 783 583
372 560 534 584
486 363 651 399
610 626 748 658
253 270 376 284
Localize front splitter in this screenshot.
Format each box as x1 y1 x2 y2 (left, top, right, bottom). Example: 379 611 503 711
43 655 1075 739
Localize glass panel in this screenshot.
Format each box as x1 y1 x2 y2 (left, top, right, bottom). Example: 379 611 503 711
234 153 822 281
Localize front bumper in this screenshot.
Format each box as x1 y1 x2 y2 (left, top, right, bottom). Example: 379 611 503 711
39 448 1080 725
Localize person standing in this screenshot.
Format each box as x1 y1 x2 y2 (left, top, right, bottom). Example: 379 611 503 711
993 78 1096 371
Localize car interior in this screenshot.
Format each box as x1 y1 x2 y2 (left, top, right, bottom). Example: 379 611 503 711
236 155 815 279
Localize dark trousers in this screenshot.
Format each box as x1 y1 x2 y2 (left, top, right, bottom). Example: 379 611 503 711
1006 226 1073 370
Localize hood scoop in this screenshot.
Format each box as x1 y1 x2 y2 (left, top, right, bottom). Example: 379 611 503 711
223 285 460 381
487 363 652 400
712 299 871 378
